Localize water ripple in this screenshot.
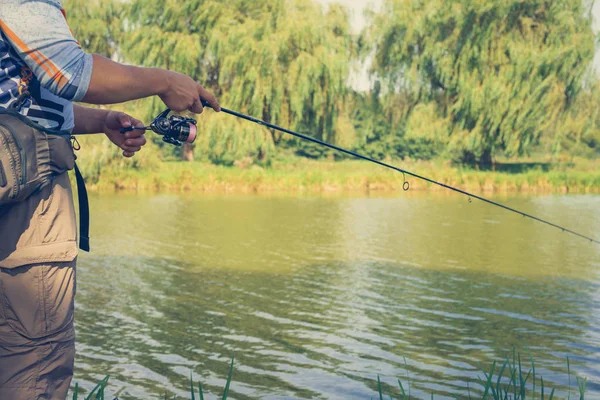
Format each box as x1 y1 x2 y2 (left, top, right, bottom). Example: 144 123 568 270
73 193 600 399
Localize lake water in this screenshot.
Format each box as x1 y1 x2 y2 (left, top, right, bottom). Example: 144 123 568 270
73 191 600 399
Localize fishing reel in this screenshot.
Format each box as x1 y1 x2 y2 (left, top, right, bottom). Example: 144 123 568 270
150 109 197 146
121 109 197 146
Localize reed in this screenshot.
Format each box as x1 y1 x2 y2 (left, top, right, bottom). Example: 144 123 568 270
71 352 586 400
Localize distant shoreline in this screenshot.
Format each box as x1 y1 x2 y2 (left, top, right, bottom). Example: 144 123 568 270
79 159 600 194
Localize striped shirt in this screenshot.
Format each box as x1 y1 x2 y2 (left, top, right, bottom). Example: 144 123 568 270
0 0 93 131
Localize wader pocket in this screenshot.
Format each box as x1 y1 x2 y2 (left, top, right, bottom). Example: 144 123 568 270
0 122 23 203
0 263 76 340
0 111 74 206
47 133 75 172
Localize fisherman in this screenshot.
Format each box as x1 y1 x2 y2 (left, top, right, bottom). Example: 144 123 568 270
0 1 220 399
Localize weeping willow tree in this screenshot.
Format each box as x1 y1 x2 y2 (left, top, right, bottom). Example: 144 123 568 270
366 0 597 165
62 0 122 58
119 0 355 164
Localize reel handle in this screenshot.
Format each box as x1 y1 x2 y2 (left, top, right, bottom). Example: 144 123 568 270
201 98 212 108
120 126 149 134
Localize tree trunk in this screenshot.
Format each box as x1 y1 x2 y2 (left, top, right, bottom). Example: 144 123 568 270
461 151 477 165
479 148 493 168
182 143 194 162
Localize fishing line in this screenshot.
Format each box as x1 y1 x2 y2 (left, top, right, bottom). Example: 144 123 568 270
200 100 599 245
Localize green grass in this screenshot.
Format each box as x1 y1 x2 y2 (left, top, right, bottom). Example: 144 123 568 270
71 351 587 400
78 157 600 194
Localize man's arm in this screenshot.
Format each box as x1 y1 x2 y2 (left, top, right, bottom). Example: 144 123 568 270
73 104 147 158
83 55 220 114
72 104 110 134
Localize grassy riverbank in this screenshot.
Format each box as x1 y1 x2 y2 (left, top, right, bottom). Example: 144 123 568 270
82 157 600 194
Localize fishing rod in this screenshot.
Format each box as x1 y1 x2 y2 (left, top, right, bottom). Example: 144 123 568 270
123 101 600 245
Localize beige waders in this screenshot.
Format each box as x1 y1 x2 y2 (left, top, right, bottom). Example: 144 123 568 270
0 171 78 400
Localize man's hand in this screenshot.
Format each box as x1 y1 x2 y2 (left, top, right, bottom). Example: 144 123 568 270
103 111 147 158
159 70 221 114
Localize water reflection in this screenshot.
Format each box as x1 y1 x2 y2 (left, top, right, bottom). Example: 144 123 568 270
74 192 600 399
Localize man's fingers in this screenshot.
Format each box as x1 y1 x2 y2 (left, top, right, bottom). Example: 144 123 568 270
122 145 142 153
124 129 146 139
122 136 146 151
123 151 135 158
124 137 146 147
198 85 220 112
132 118 144 128
189 97 204 114
118 113 132 128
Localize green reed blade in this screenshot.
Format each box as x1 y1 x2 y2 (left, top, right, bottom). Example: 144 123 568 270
480 360 496 399
97 382 105 400
518 354 526 399
199 381 205 400
525 369 532 383
190 371 195 400
221 353 235 400
523 343 536 400
85 375 109 400
541 377 544 400
496 359 508 399
513 348 518 400
568 357 572 400
501 353 512 400
506 360 517 400
577 376 587 400
403 357 411 399
398 379 406 400
377 375 384 400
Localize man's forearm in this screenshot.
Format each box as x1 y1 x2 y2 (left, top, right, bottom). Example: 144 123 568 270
72 104 110 134
81 55 169 105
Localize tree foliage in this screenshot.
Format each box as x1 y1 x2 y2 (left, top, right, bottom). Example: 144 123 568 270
119 0 356 163
62 0 600 168
62 0 121 58
366 0 597 164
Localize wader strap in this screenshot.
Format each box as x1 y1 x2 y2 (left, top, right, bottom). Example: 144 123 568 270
74 162 90 252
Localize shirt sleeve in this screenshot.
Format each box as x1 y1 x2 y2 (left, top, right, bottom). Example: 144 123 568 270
0 0 93 102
